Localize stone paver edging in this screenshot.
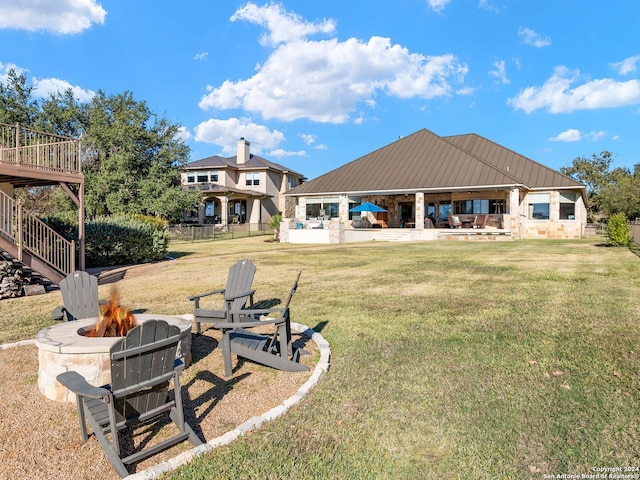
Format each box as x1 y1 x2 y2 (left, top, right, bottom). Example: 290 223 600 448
0 320 331 479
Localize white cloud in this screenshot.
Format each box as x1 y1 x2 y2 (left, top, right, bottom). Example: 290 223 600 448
200 4 468 124
550 129 606 142
427 0 451 13
314 144 328 150
175 126 192 142
610 55 640 75
300 133 316 145
231 2 335 46
194 52 208 61
518 27 551 48
478 0 501 13
268 148 306 158
550 129 581 142
508 66 640 113
489 59 509 84
32 77 95 102
612 135 621 141
0 0 106 34
193 117 285 155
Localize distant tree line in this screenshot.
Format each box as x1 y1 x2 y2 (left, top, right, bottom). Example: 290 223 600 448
0 68 200 224
560 151 640 222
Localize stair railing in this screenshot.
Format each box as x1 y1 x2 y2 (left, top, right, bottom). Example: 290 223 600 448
0 190 75 276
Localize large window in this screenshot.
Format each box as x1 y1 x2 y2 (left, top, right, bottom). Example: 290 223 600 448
559 192 577 220
528 193 550 220
197 172 209 183
245 172 260 186
306 197 339 219
438 201 451 224
453 199 505 214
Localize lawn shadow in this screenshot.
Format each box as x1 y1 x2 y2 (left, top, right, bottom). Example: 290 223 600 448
312 320 329 332
190 332 219 365
181 370 251 442
167 251 192 260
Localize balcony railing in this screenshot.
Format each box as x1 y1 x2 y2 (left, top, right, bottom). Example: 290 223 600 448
0 122 81 174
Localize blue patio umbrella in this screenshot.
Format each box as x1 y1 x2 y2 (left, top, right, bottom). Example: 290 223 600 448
349 201 387 213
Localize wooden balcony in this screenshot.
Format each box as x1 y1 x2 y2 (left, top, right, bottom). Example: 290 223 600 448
0 123 84 284
0 122 82 187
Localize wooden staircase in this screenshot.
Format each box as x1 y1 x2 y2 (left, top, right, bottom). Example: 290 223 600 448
0 123 84 286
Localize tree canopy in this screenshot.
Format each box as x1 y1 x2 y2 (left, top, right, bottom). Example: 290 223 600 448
561 151 640 221
0 68 199 223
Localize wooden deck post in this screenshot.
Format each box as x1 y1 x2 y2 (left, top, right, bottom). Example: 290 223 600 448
16 199 22 262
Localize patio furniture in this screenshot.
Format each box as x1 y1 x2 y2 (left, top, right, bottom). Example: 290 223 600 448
188 259 256 334
56 319 202 478
51 271 99 321
472 214 488 229
448 215 462 228
217 271 309 377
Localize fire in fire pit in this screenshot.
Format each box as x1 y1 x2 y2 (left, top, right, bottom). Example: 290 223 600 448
86 288 136 337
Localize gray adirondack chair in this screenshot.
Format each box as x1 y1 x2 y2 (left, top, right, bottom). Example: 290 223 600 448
219 271 309 377
57 319 201 478
51 270 100 321
188 259 256 334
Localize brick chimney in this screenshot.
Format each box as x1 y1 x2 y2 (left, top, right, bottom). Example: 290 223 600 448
237 138 250 165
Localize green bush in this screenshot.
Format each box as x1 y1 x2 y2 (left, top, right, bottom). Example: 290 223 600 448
85 214 169 267
606 212 631 246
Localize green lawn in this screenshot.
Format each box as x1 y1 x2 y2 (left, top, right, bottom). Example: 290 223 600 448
3 237 639 479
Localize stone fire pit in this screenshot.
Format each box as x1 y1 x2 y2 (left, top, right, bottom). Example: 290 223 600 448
35 314 192 403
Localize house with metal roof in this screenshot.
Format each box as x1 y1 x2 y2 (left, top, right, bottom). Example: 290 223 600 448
282 128 587 242
181 138 305 226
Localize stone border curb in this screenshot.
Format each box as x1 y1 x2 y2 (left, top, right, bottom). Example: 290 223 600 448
126 320 330 479
0 319 330 479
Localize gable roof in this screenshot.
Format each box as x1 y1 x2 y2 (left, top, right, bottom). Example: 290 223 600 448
186 153 304 177
287 129 584 196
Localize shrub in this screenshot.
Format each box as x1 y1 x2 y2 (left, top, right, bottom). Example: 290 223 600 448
606 212 631 246
85 214 169 267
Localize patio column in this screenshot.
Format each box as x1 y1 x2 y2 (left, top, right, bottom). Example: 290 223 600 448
297 197 307 222
509 187 520 239
415 192 425 230
339 195 350 224
221 197 229 226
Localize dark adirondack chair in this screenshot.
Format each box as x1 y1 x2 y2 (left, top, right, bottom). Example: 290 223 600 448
188 259 256 334
51 270 100 321
57 319 201 478
218 271 309 377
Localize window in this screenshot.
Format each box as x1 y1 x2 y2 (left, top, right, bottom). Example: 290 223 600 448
210 172 219 183
187 173 195 183
438 202 451 224
306 197 339 219
197 172 208 183
453 199 498 214
528 193 550 220
246 172 260 186
559 192 577 220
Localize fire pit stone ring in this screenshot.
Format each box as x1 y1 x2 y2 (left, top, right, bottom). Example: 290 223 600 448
35 314 192 403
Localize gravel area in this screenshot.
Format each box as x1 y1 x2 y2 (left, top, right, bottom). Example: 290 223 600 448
0 326 317 480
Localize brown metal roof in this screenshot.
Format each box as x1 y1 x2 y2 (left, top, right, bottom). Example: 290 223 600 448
187 154 304 178
287 129 584 196
445 133 583 189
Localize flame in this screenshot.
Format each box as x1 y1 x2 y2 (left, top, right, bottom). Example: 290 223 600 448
88 288 136 337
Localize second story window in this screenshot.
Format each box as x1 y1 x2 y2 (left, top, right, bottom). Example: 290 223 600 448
246 172 260 186
187 173 195 183
210 172 219 183
197 172 208 183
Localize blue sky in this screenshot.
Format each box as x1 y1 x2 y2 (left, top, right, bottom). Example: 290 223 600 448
1 1 639 181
